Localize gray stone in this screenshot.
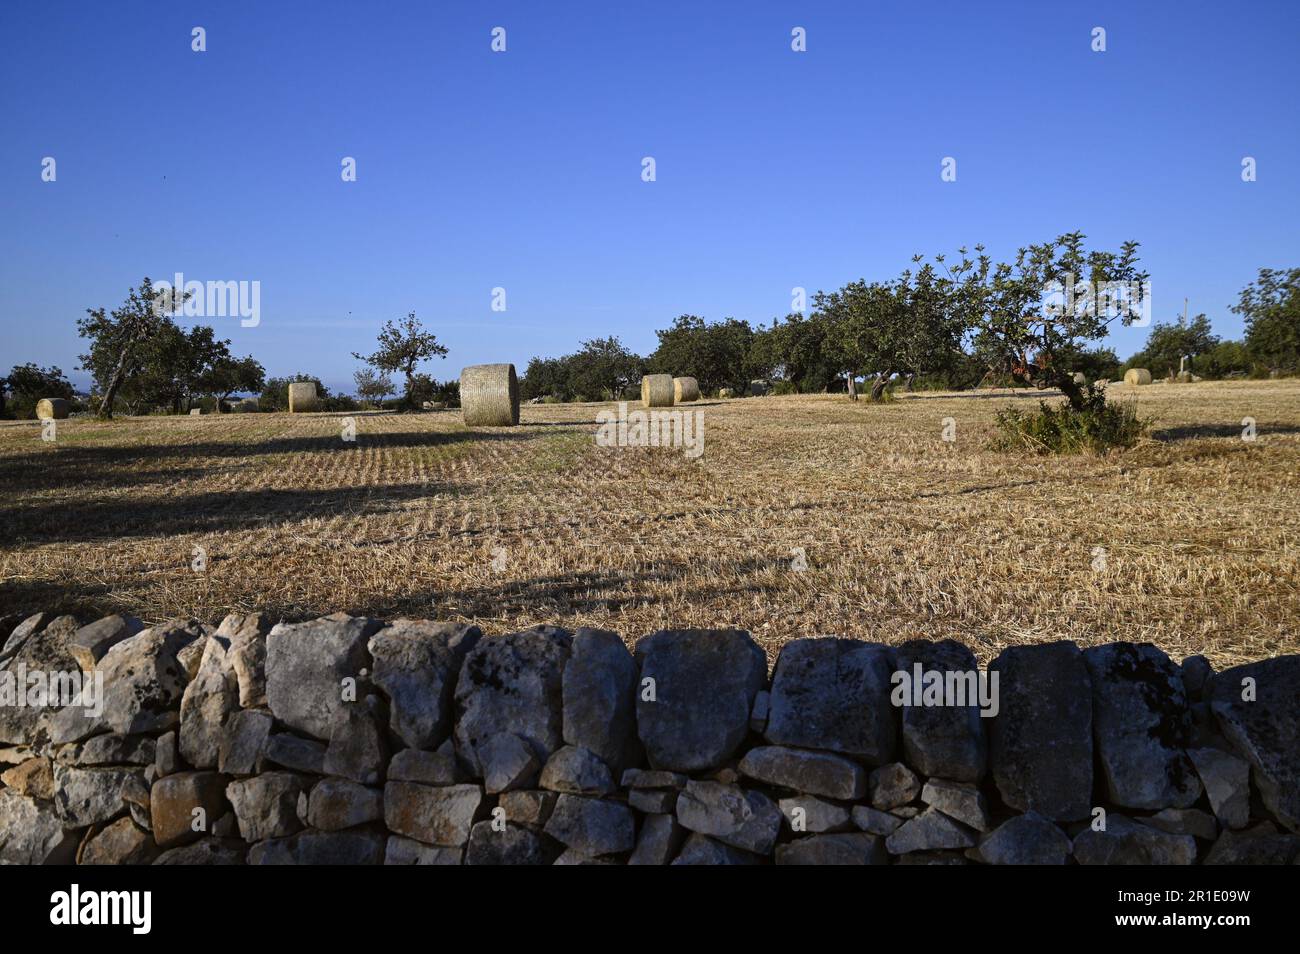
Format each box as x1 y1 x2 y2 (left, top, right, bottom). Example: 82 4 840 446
454 626 571 774
851 804 903 836
265 614 379 739
215 613 270 708
155 731 178 777
0 612 48 662
179 635 240 769
628 789 677 814
885 807 978 854
210 811 239 838
976 812 1071 864
225 772 305 842
750 690 770 734
989 641 1093 821
1181 655 1213 698
323 703 387 785
77 733 156 767
778 795 852 833
629 813 685 865
544 793 636 856
383 781 482 847
674 780 781 855
867 762 920 810
895 639 987 781
388 748 463 785
178 638 205 681
0 615 84 745
66 615 143 670
539 744 615 795
153 838 246 865
465 820 561 865
79 817 158 865
52 763 145 827
150 771 230 848
896 850 970 865
920 778 992 832
1208 655 1300 832
264 733 326 775
552 848 621 865
385 835 462 864
499 789 558 828
306 777 383 830
621 768 687 790
738 745 866 800
477 731 541 794
562 627 639 772
368 619 480 749
219 708 273 775
0 791 78 864
671 833 759 865
634 628 766 773
765 637 897 763
1203 825 1300 865
1084 642 1200 810
776 832 887 865
1139 808 1219 841
1188 746 1251 829
1073 814 1197 865
85 620 204 739
249 828 385 865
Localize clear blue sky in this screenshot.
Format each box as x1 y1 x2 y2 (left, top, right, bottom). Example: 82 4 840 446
2 0 1297 394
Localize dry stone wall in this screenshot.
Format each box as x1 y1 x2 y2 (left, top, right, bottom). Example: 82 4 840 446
0 610 1297 865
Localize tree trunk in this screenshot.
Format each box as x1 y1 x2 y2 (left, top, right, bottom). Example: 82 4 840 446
98 345 133 418
846 374 857 401
870 371 893 401
905 372 916 392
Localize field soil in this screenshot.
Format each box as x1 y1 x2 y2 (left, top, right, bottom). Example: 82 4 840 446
2 380 1297 666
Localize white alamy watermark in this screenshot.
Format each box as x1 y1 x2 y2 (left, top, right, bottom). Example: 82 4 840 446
890 664 999 718
1042 272 1151 327
50 885 151 934
153 273 261 327
595 402 704 459
0 665 104 717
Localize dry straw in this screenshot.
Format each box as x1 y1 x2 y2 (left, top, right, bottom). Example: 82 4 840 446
1124 368 1152 386
288 382 319 412
461 363 520 426
36 398 69 420
641 374 674 408
673 376 700 403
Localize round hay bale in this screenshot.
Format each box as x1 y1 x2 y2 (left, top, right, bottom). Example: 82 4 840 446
749 379 770 396
235 397 259 413
1123 368 1152 386
1072 372 1088 385
36 398 69 421
288 381 319 412
672 376 700 403
719 387 734 399
641 374 674 408
461 363 519 426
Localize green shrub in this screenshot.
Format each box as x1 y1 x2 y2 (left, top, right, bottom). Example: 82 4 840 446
992 395 1149 455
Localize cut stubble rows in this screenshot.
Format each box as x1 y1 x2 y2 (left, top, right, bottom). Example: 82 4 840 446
2 379 1296 668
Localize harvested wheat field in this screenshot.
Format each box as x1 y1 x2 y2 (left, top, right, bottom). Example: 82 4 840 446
2 379 1297 667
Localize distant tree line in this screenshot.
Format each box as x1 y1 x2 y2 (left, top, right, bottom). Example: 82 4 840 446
513 252 1298 406
3 260 1295 419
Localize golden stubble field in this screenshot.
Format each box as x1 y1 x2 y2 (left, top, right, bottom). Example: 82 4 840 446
2 380 1297 667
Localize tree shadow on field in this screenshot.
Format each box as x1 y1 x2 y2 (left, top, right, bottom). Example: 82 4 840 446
1151 423 1300 442
385 556 780 623
0 480 465 544
0 428 529 494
